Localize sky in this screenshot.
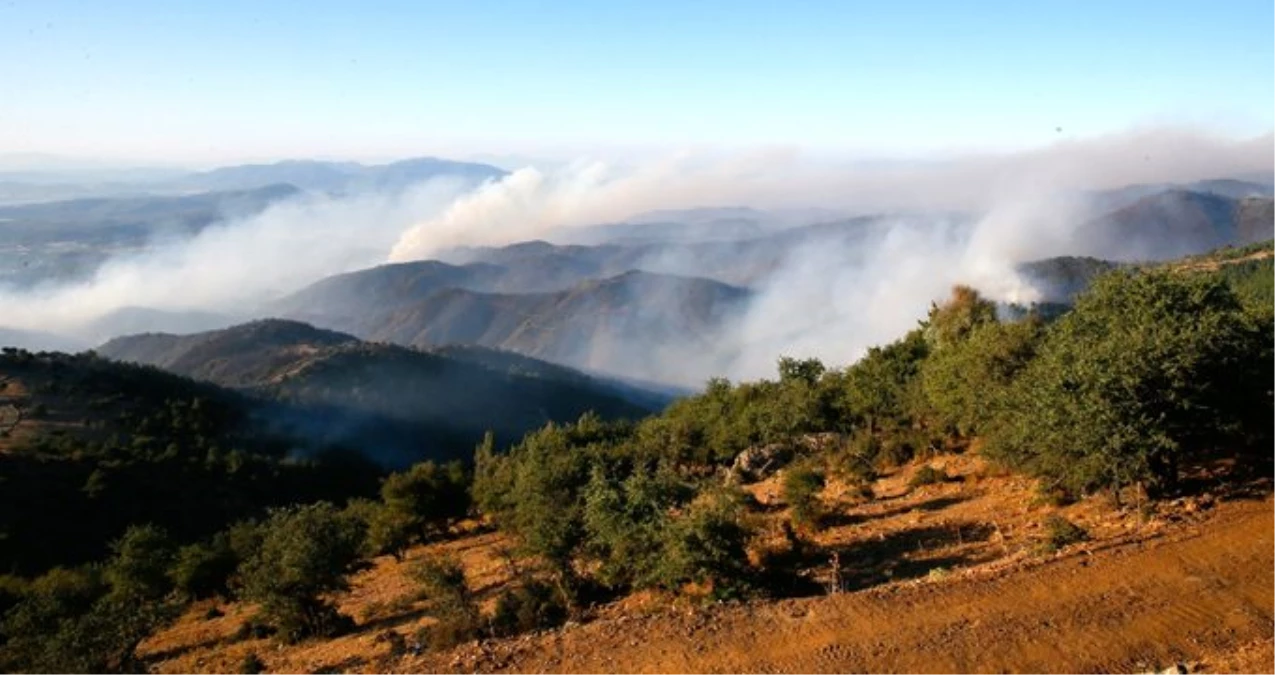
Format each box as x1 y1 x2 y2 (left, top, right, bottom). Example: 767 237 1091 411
1 0 1272 165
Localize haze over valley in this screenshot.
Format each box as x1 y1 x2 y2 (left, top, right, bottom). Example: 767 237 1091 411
1 2 1272 673
2 132 1271 388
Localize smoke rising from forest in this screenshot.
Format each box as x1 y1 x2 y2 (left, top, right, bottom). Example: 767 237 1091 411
1 128 1269 384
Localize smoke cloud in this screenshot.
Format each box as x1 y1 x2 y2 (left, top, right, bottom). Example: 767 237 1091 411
0 127 1269 386
380 128 1271 384
0 179 473 340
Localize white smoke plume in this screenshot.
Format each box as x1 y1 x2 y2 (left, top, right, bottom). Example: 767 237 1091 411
0 127 1269 386
379 128 1271 384
0 179 473 340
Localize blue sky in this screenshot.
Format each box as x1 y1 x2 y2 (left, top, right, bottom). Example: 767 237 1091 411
1 0 1271 164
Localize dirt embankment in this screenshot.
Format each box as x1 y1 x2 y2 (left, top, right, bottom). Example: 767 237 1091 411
413 497 1273 674
141 454 1274 674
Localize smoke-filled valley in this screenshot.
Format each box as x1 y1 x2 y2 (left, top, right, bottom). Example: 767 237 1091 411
7 2 1275 671
1 130 1272 390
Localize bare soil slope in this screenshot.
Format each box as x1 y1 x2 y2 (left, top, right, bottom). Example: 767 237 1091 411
141 454 1274 674
433 496 1271 674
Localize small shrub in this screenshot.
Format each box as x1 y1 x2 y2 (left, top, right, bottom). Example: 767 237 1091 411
873 433 918 469
838 433 880 485
416 612 484 652
171 535 238 600
1038 514 1088 553
238 652 265 674
489 580 568 637
231 619 275 642
1029 483 1075 509
411 556 484 650
908 465 948 488
781 464 827 530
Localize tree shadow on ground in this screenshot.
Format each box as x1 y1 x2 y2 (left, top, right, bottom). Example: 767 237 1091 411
831 521 997 591
820 494 970 528
759 520 996 599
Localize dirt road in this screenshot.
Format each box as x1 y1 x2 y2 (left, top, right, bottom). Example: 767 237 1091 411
424 497 1273 674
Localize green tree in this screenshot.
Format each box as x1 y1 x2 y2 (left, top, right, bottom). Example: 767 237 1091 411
835 328 930 434
986 270 1272 498
103 524 174 602
781 463 826 530
654 486 755 599
920 316 1044 436
237 503 366 642
582 462 690 589
169 534 238 600
380 460 470 543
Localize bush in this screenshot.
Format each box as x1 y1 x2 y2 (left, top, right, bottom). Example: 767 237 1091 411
833 329 929 435
237 503 366 642
582 462 689 589
0 571 176 673
170 534 238 600
410 556 484 650
343 498 415 560
781 464 826 530
908 465 948 488
920 317 1044 438
1038 514 1088 553
653 487 756 600
986 271 1272 499
489 580 568 637
238 652 265 674
380 460 470 543
103 524 175 602
838 432 880 484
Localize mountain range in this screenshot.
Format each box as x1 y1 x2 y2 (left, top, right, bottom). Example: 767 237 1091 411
0 157 505 205
97 319 662 466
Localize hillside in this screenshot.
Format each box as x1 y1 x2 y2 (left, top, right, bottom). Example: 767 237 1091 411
138 452 1274 674
355 271 752 380
0 349 379 575
1076 190 1272 261
98 319 660 465
98 319 360 387
0 184 301 287
278 265 752 383
176 157 505 194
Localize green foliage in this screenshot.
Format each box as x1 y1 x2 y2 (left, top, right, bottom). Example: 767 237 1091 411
777 357 826 386
0 565 178 673
379 460 470 544
985 270 1272 497
781 463 826 530
0 350 382 578
1214 256 1274 310
908 465 949 488
344 498 416 560
489 580 568 637
635 358 838 467
923 285 999 350
582 463 690 589
920 316 1044 436
169 533 238 600
1038 514 1088 553
473 415 623 578
832 328 930 434
653 486 756 599
103 524 174 602
237 503 366 643
410 556 483 650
